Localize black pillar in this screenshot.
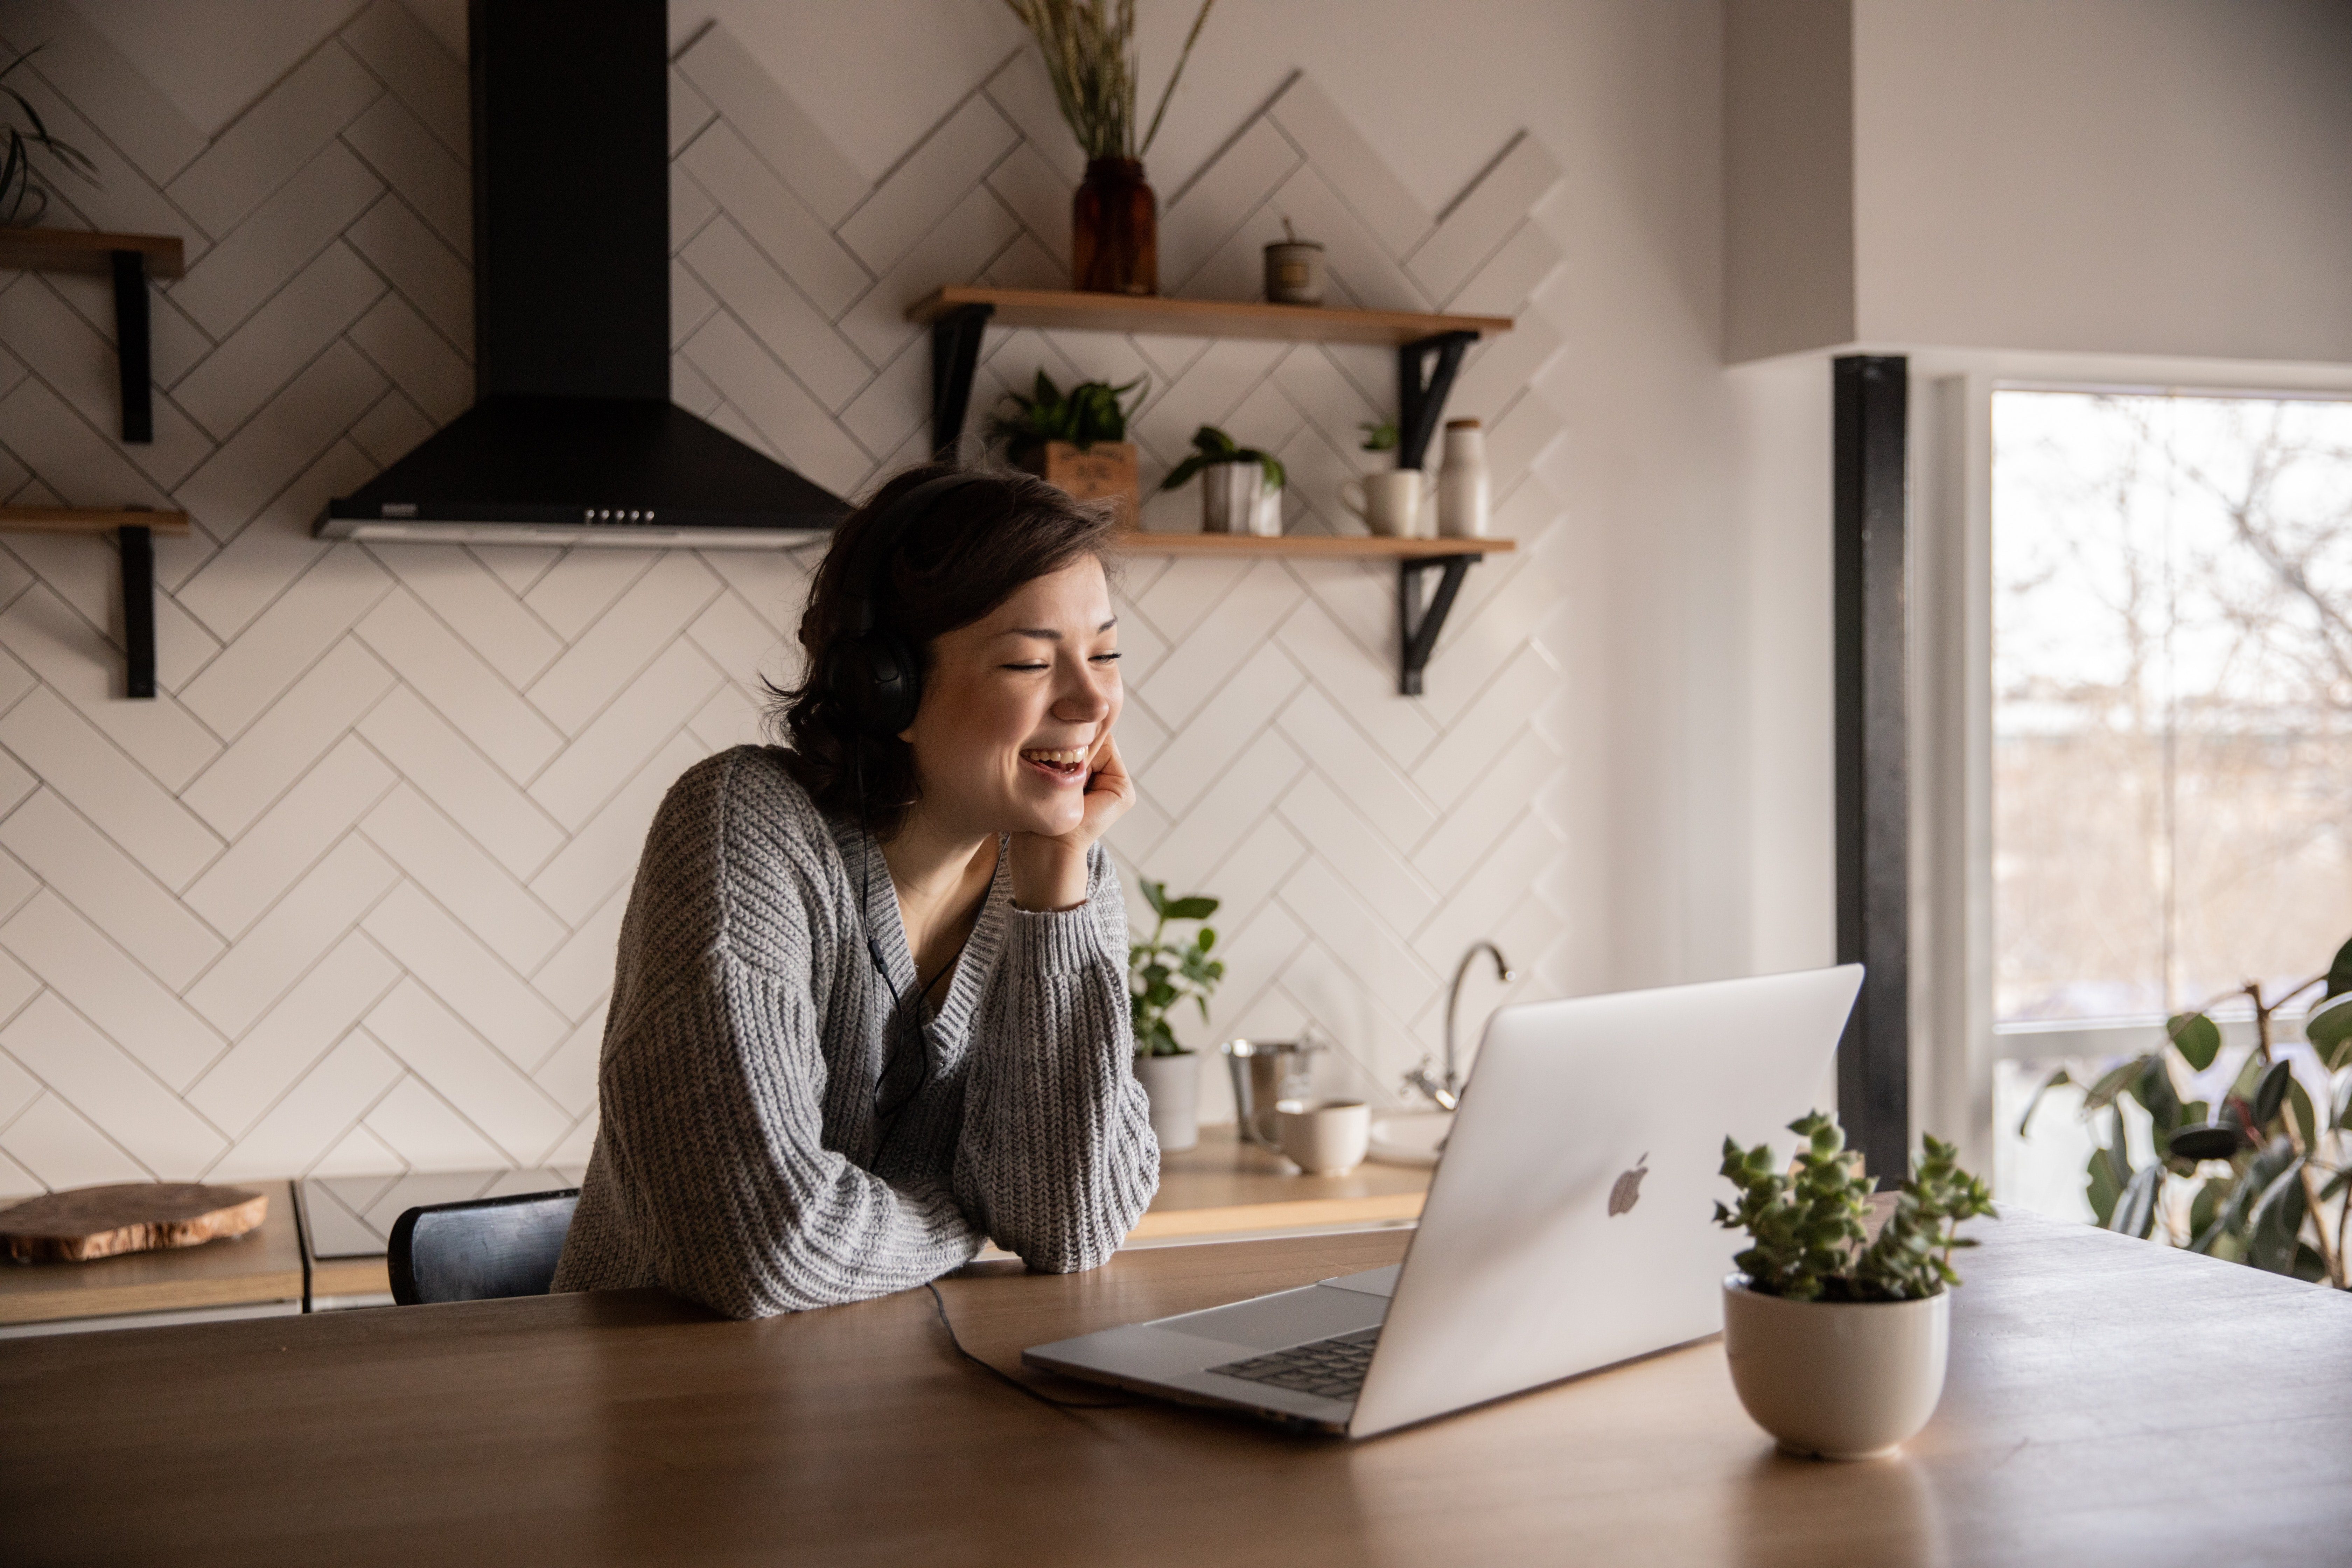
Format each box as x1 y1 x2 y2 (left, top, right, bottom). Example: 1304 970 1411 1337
1832 355 1909 1181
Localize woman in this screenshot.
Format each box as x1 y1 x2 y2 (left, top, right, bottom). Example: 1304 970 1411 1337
553 466 1157 1318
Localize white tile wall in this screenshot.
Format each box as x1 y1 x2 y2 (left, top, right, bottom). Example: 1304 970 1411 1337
0 2 1573 1186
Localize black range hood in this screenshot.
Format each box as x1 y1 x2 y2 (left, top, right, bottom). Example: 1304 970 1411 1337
319 0 847 548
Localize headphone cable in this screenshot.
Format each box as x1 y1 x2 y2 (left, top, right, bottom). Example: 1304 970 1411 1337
923 1280 1138 1415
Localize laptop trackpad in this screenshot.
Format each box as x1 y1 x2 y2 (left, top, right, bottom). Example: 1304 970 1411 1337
1161 1282 1388 1350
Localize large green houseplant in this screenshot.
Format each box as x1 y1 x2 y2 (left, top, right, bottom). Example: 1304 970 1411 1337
2019 934 2352 1289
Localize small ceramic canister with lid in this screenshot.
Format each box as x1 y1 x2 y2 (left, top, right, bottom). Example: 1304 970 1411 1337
1436 418 1491 539
1264 219 1325 306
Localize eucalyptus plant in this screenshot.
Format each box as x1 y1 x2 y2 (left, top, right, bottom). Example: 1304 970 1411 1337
2 46 98 228
2019 935 2352 1288
1003 0 1216 162
1128 879 1222 1057
986 369 1144 463
1160 424 1283 493
1716 1112 1996 1303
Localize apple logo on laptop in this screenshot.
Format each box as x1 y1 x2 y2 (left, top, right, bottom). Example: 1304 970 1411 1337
1607 1154 1649 1217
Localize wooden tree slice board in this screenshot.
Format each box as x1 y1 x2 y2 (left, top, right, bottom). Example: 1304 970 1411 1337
0 1183 269 1264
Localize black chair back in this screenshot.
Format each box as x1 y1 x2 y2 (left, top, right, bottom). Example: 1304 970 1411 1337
387 1189 580 1306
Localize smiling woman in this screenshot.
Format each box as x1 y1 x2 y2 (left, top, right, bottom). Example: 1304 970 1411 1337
551 467 1158 1318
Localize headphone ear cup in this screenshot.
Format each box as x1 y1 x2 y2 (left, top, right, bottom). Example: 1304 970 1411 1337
831 629 922 738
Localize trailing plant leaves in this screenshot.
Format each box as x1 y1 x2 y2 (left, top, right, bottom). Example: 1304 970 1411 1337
2085 1140 2127 1227
2167 1122 2245 1163
2137 1056 2184 1132
2109 1163 2163 1239
2245 1157 2309 1275
2017 1067 2073 1136
2305 991 2352 1073
2165 1011 2221 1071
2081 1057 2148 1114
2186 1175 2227 1250
2326 933 2352 999
2252 1059 2294 1127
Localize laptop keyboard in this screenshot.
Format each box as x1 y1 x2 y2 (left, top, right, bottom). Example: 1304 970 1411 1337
1208 1326 1381 1401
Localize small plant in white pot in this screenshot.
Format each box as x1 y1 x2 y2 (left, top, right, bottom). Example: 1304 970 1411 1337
1129 879 1224 1152
1715 1112 1996 1460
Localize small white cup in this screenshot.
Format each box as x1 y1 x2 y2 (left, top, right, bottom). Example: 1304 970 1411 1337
1276 1098 1371 1177
1339 471 1425 538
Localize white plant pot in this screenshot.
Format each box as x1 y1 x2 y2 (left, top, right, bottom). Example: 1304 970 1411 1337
1721 1275 1949 1460
1134 1050 1200 1153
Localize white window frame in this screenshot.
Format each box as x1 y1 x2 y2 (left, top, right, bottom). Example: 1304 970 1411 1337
1906 351 2352 1179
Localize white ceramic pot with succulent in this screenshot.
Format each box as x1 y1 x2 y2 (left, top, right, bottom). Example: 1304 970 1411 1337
1714 1112 1996 1460
1129 878 1225 1154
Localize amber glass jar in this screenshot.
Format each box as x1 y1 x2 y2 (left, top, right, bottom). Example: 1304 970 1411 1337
1072 157 1157 296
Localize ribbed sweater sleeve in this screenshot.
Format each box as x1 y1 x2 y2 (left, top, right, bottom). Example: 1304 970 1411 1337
585 951 984 1318
953 848 1160 1273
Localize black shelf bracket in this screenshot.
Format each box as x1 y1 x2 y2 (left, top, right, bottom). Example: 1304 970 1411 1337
1396 330 1477 471
110 249 153 444
929 302 994 462
119 523 155 699
1398 553 1479 696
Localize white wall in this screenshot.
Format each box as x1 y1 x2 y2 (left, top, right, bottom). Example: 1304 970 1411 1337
0 0 1796 1189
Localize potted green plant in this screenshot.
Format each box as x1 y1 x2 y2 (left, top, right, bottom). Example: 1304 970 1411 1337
1160 425 1284 536
1003 0 1218 295
3 46 97 227
2019 933 2352 1288
1129 878 1224 1152
1715 1112 1996 1459
987 370 1146 524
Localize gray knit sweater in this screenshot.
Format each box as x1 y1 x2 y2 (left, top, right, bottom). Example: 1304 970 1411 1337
551 745 1159 1317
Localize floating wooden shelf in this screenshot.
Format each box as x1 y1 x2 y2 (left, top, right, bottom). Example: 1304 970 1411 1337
1117 531 1514 559
905 285 1511 348
0 506 190 536
0 227 186 277
0 508 183 698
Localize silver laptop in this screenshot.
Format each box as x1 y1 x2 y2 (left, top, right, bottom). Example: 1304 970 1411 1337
1025 965 1863 1438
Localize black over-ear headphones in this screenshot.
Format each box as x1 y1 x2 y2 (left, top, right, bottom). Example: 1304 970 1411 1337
828 471 993 739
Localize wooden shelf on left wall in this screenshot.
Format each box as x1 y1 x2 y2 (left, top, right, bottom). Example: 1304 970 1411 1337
0 506 191 535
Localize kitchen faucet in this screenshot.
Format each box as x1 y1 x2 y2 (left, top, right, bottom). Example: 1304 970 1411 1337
1402 941 1514 1111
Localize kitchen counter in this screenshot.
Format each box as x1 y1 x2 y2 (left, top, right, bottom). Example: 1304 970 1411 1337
0 1130 1430 1331
0 1181 302 1337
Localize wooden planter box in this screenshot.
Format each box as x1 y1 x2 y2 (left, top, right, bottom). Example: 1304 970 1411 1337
1018 441 1140 525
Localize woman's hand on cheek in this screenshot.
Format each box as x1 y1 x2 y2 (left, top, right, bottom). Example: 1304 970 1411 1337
1008 734 1131 911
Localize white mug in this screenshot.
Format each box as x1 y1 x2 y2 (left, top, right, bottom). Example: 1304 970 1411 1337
1339 470 1424 538
1276 1098 1371 1177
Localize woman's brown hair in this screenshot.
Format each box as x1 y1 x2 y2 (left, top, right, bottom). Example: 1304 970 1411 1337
769 464 1119 838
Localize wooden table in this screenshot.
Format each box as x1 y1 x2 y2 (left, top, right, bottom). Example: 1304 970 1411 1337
6 1210 2347 1565
0 1182 302 1335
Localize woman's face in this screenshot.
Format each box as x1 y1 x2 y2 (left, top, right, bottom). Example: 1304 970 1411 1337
902 555 1121 840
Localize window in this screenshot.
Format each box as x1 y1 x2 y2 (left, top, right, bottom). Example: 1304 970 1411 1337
1989 387 2352 1215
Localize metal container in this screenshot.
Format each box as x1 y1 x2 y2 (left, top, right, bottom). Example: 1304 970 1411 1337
1221 1034 1326 1147
1199 461 1265 534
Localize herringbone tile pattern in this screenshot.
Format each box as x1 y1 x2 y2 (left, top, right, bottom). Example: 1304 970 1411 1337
0 4 1572 1188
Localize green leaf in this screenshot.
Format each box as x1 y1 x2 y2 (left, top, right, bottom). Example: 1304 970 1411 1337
2137 1056 2184 1131
2085 1142 2126 1227
2252 1059 2293 1127
2326 934 2352 999
2165 1011 2221 1071
2016 1067 2073 1135
2081 1057 2148 1114
2245 1157 2309 1274
2305 991 2352 1072
1163 895 1217 919
2108 1162 2163 1239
